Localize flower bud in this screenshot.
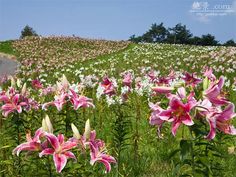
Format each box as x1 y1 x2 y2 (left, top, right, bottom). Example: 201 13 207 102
21 83 27 96
17 79 22 88
10 76 15 88
71 123 81 139
84 119 91 139
203 77 210 91
42 115 53 133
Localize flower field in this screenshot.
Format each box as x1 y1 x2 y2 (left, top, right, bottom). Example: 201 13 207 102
0 36 236 176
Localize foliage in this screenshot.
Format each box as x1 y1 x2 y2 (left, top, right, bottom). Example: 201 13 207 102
129 22 230 46
224 39 236 47
0 41 17 56
20 25 38 39
166 23 192 44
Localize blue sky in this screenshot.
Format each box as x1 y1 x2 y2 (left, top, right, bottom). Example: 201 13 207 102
0 0 236 43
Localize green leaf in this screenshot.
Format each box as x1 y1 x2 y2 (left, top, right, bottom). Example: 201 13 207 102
180 140 193 161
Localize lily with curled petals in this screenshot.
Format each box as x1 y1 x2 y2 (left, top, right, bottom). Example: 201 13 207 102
149 102 165 137
159 88 197 136
42 92 68 111
203 67 216 81
205 103 236 140
182 72 201 87
101 77 116 96
204 76 229 106
31 79 43 89
89 130 116 173
39 133 77 173
1 93 27 117
122 72 132 88
13 128 45 156
69 89 95 110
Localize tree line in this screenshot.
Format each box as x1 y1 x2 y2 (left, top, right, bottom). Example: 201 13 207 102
20 24 236 47
129 23 236 46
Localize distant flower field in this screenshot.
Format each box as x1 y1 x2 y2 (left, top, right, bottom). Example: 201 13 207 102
0 36 236 176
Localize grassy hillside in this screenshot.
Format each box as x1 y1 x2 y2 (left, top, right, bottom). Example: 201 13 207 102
0 37 236 176
0 40 18 56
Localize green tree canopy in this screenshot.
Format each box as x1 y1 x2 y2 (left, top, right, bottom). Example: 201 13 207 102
200 34 219 46
224 39 236 47
20 25 38 39
166 23 192 44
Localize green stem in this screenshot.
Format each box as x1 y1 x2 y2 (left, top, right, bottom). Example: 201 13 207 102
134 97 140 175
65 103 70 137
47 156 53 177
14 113 22 176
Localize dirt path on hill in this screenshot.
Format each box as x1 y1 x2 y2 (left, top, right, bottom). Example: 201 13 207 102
0 57 19 77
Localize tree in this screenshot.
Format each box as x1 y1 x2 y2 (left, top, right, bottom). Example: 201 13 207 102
224 39 236 47
129 35 143 43
20 25 38 39
129 23 168 43
200 34 219 46
147 23 168 43
188 36 202 45
166 23 192 44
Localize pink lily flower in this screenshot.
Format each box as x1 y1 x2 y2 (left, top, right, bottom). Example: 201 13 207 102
182 72 201 87
205 103 236 140
13 128 45 156
31 79 43 89
39 133 77 173
204 76 229 106
159 88 197 136
147 70 158 82
203 67 216 81
40 86 55 96
149 102 165 137
157 71 175 85
152 86 174 94
42 92 68 111
69 89 95 110
122 72 132 88
101 77 116 96
1 93 27 117
89 131 116 173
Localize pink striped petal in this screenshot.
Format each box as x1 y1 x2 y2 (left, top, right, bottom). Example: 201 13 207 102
100 154 116 163
12 94 20 105
98 159 112 173
16 105 22 113
39 148 54 157
58 134 64 144
152 86 174 94
53 153 67 173
217 76 224 90
182 114 194 126
90 131 96 141
217 103 236 121
159 110 172 121
33 128 44 142
177 87 186 99
170 98 184 110
64 151 76 160
46 133 60 150
61 141 77 152
205 119 216 140
171 121 181 136
13 143 31 156
0 95 10 102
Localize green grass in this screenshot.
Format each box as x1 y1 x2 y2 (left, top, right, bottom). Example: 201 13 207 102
0 40 17 56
